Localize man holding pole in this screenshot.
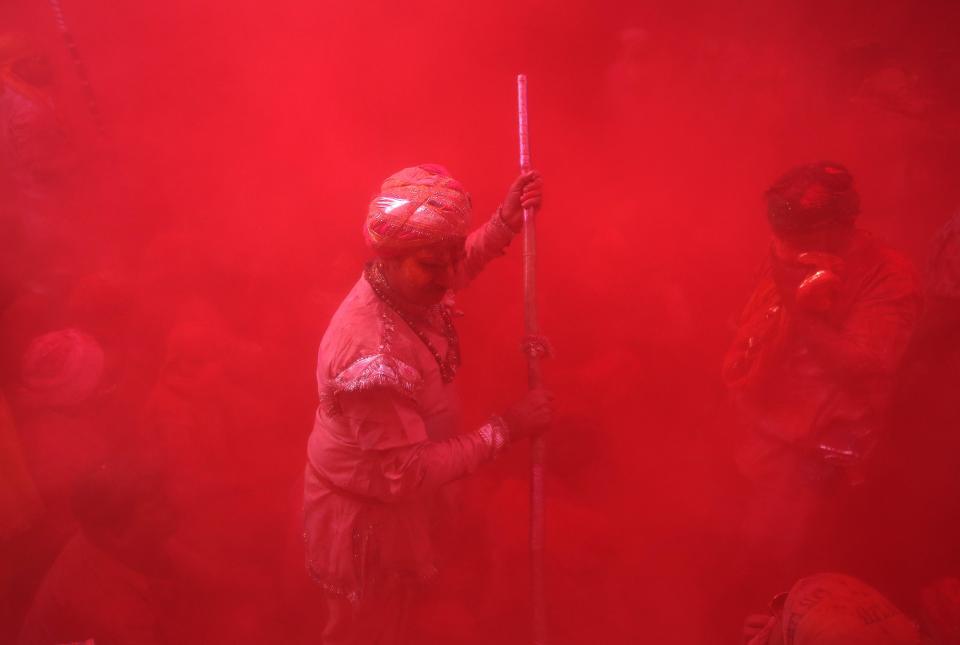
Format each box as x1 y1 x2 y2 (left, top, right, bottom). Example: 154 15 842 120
303 163 551 644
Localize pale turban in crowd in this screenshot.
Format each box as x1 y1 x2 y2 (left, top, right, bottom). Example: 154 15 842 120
750 573 921 645
364 164 473 256
20 329 105 409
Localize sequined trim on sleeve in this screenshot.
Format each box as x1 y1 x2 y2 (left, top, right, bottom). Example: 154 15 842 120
477 414 510 460
321 353 423 416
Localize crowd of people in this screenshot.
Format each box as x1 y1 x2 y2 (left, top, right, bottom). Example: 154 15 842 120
2 2 960 643
0 28 316 644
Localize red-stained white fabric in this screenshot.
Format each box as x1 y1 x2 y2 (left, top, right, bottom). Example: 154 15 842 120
17 534 165 645
305 210 514 606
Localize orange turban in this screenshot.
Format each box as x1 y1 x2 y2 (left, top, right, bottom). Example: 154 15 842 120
364 164 472 256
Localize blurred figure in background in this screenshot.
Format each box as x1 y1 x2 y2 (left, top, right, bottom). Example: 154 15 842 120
0 31 76 292
0 327 117 639
141 298 280 644
744 573 960 644
0 32 71 200
604 26 657 114
0 386 43 643
920 577 960 645
304 164 551 644
723 162 921 597
0 386 42 541
17 455 177 645
15 328 109 520
874 209 960 595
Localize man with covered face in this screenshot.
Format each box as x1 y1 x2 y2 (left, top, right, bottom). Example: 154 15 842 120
744 573 921 645
723 162 921 587
304 165 552 644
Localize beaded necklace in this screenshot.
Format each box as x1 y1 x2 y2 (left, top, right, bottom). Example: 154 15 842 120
364 262 461 383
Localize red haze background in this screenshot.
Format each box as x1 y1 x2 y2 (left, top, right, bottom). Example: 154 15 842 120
2 0 959 643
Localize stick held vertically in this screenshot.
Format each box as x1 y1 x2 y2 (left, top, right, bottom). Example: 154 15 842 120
518 73 547 645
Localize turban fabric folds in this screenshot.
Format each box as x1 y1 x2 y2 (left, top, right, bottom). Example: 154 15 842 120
364 164 472 256
20 329 105 408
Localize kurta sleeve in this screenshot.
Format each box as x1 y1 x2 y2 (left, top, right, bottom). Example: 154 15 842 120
803 260 921 377
325 387 505 503
460 210 516 282
836 263 921 374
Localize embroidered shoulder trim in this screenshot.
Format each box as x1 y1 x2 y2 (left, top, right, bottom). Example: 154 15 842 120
321 353 423 416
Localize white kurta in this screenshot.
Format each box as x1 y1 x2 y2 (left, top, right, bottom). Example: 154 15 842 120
304 212 514 603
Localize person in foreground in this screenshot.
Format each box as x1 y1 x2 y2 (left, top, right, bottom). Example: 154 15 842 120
303 164 552 644
744 572 960 644
743 573 921 645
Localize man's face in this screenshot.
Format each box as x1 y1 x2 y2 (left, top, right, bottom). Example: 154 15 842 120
384 242 465 306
